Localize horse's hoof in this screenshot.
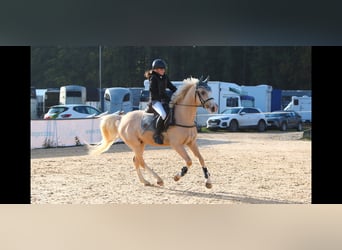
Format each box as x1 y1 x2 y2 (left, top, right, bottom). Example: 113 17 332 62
205 182 212 189
157 180 164 186
144 182 152 186
174 175 180 181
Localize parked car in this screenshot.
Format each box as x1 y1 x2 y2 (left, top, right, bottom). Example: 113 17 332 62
43 104 104 119
265 110 303 131
206 107 267 132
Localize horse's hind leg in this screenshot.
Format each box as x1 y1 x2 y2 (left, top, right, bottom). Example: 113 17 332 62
142 160 164 186
133 155 151 186
133 151 164 186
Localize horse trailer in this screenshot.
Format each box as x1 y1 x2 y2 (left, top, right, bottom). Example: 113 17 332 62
44 88 60 114
103 87 133 114
59 85 86 105
284 95 312 123
129 87 144 110
31 86 38 119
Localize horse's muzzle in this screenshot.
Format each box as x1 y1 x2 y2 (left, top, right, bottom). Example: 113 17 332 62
210 103 218 113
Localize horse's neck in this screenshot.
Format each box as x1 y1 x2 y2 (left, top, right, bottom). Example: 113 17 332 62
174 89 198 126
175 105 197 125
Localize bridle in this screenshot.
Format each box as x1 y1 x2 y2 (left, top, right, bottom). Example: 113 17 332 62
170 86 213 109
169 83 214 128
195 87 214 108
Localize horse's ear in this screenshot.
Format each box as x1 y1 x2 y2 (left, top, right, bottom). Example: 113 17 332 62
198 75 203 82
204 75 210 83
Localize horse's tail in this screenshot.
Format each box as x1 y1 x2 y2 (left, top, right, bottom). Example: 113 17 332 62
88 113 122 155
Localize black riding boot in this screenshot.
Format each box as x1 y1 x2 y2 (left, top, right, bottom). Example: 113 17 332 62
153 116 164 144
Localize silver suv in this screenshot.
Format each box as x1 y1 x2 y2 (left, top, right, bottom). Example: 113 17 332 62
265 111 303 131
206 107 267 132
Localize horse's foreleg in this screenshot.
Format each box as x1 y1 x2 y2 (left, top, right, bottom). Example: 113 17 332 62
188 142 212 189
172 145 192 182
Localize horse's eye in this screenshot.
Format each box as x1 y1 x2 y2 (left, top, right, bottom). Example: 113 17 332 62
200 90 206 96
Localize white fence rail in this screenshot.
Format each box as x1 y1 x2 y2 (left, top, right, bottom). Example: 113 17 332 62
31 118 103 149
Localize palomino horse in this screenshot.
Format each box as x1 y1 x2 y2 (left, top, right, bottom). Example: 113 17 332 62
89 76 218 188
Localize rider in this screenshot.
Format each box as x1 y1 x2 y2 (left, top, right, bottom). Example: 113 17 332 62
144 59 178 144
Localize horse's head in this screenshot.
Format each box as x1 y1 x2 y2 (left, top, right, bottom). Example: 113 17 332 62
196 76 218 113
197 76 211 91
172 76 218 113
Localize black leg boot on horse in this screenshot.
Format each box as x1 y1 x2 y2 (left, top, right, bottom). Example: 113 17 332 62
153 115 165 144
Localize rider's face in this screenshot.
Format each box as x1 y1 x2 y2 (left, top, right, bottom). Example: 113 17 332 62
155 68 166 75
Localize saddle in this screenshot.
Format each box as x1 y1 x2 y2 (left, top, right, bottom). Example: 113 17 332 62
141 102 174 132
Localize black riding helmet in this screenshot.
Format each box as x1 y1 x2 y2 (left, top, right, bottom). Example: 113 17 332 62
152 59 167 69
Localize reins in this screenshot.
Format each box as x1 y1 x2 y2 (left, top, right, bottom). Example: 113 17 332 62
169 101 197 127
169 86 213 128
170 88 213 108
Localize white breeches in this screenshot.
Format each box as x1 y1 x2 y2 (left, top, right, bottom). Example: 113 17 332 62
152 101 166 120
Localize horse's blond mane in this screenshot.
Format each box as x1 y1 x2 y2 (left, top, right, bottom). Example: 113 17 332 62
170 77 198 107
